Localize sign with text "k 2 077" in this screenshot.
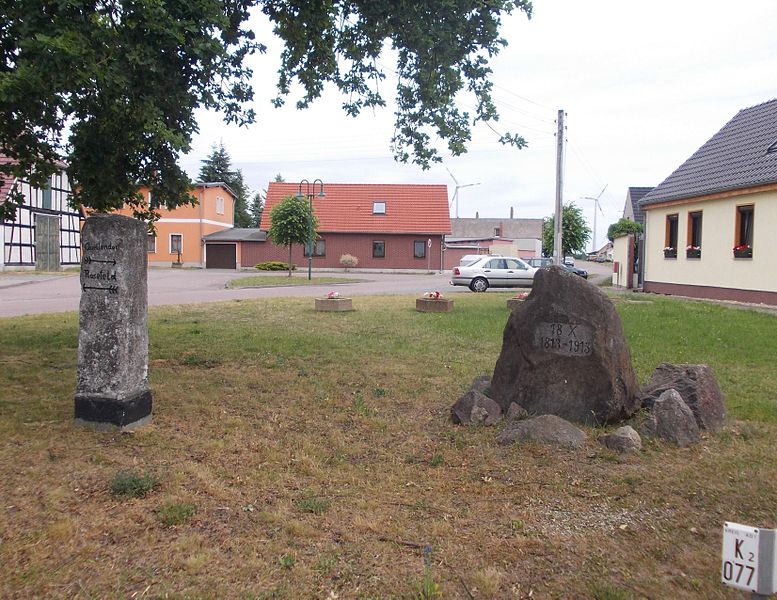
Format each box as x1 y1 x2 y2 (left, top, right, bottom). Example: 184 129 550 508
722 522 776 594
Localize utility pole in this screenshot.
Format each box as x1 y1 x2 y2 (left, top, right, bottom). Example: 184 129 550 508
553 109 565 265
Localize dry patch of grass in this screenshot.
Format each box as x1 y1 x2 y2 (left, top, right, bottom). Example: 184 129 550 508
1 294 776 598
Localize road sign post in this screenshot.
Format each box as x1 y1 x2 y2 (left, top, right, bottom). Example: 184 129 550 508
722 522 776 597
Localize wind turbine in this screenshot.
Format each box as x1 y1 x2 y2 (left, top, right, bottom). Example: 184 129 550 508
446 167 481 219
582 184 607 254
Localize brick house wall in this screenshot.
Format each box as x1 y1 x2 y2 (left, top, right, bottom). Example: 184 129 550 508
240 232 446 270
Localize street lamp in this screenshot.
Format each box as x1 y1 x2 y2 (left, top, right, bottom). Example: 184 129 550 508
296 178 325 280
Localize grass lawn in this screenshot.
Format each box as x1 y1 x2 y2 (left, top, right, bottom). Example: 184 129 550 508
226 274 366 289
1 293 776 598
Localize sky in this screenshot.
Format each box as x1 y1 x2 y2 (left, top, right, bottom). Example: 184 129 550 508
180 0 777 252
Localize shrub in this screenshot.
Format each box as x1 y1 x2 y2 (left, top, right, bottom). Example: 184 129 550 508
255 261 296 271
110 471 158 497
157 501 197 526
339 254 358 270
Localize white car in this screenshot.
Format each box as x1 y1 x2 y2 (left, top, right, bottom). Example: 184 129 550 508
451 256 537 292
563 256 575 266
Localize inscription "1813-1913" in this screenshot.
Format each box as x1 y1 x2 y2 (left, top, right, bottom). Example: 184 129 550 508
534 322 593 357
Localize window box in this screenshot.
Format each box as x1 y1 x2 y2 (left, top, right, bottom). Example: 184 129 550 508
733 245 752 259
663 247 677 259
686 247 701 259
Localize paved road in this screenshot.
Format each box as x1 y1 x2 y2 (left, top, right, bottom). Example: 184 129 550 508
0 261 612 318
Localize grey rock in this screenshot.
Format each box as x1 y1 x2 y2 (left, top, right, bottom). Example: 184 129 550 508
641 363 726 432
490 266 640 425
470 374 492 397
641 389 700 447
496 414 586 449
599 425 642 454
507 402 529 421
451 390 503 426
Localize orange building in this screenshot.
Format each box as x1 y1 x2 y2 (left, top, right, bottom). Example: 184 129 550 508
116 182 235 267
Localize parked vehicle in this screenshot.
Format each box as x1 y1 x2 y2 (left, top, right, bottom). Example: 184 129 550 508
459 253 499 266
527 257 553 268
451 256 537 292
562 264 588 279
563 256 575 267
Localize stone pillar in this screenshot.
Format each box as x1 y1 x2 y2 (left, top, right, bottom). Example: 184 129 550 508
74 214 152 430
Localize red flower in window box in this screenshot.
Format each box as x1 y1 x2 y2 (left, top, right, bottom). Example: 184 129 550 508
733 244 752 259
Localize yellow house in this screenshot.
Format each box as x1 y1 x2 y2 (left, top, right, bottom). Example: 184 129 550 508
640 99 777 305
116 182 235 267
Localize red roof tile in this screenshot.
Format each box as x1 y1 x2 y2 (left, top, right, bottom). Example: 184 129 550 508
262 182 451 234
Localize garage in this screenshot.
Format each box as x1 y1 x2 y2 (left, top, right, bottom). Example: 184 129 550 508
205 243 236 269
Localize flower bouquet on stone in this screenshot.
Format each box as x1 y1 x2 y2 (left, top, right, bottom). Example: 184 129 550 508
423 291 443 300
513 292 529 300
326 291 341 299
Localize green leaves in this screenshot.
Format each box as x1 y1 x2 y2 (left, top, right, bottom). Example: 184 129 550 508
267 194 319 249
542 203 591 257
0 0 257 216
267 0 533 169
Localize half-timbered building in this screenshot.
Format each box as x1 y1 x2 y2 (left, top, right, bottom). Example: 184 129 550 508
1 157 82 271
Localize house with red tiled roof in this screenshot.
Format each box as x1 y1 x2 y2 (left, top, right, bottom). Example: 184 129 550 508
206 182 451 271
1 157 82 271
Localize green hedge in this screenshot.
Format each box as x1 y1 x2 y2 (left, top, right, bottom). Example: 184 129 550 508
255 261 296 271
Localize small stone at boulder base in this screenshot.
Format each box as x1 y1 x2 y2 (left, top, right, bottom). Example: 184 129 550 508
641 389 700 447
470 374 492 397
507 402 529 421
599 426 642 454
490 266 640 425
451 390 503 426
640 363 726 432
496 414 586 449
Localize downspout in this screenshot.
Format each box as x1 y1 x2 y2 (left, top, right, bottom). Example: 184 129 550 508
199 186 204 267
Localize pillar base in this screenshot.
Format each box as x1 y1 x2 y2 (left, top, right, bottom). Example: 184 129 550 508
74 389 152 431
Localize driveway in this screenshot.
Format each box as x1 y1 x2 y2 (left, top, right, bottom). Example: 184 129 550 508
0 261 612 318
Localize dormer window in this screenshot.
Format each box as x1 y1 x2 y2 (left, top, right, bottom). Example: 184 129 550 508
373 201 386 214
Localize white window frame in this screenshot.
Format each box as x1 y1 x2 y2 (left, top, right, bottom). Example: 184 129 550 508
216 196 225 215
147 234 157 254
373 201 386 215
169 233 183 255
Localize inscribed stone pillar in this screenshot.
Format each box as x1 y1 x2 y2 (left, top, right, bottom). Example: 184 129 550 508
74 213 152 430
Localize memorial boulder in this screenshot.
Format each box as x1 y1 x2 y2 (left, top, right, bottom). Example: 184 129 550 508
489 266 640 425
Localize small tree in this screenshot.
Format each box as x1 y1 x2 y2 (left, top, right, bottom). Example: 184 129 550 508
340 254 359 271
542 203 592 258
607 218 643 242
267 195 318 277
249 192 265 227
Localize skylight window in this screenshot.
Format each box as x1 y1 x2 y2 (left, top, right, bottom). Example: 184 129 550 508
767 139 777 154
373 201 386 214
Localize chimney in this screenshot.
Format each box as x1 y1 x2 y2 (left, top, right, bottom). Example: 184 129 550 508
475 211 479 219
510 206 514 219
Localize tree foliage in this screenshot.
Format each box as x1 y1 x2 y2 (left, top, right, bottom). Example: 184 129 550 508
542 203 591 257
265 1 532 168
198 142 252 227
0 0 531 220
607 218 643 241
249 192 264 228
0 0 257 220
267 195 318 276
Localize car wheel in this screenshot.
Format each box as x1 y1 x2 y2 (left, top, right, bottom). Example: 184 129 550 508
470 277 488 292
